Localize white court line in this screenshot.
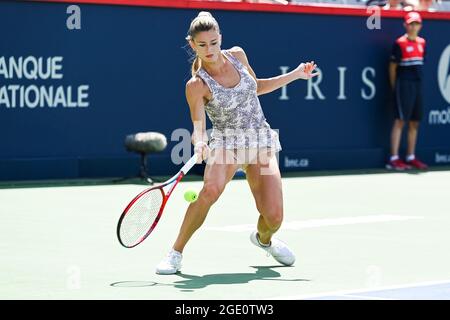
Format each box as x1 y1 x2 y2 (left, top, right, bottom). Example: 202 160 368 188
266 279 450 300
204 215 424 232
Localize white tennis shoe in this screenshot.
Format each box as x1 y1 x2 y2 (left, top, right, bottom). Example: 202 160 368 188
250 231 295 266
155 249 182 274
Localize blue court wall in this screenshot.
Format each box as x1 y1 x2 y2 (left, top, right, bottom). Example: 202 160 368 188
1 0 450 180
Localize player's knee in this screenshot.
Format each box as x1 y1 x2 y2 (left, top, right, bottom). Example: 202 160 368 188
201 183 224 204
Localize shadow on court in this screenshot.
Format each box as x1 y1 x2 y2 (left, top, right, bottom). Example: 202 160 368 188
110 281 161 287
110 266 309 291
173 266 309 291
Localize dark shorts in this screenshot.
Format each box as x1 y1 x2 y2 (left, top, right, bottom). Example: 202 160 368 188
392 79 423 121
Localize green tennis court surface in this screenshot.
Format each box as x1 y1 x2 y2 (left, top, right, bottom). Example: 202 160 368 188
1 170 450 300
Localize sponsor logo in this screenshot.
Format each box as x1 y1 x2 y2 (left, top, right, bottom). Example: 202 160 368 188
284 156 309 168
438 44 450 104
428 107 450 125
435 152 450 164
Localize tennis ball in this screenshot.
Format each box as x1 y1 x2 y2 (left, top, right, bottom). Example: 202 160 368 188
184 190 198 203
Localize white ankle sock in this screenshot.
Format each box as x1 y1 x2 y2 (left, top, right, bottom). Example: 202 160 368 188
390 155 399 162
406 154 415 162
256 233 271 247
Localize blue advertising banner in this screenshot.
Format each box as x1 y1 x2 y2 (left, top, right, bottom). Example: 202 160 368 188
1 0 449 180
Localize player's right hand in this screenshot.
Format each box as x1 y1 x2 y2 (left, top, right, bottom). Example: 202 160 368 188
194 141 210 163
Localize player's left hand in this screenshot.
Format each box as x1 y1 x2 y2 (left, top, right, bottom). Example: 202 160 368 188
295 61 319 80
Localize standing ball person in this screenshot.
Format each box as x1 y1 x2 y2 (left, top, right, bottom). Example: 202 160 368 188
156 11 319 274
387 11 428 171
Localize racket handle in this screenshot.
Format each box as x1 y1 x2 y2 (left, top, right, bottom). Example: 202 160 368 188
180 153 199 175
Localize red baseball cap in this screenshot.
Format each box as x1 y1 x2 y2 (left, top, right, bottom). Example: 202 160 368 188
404 12 422 24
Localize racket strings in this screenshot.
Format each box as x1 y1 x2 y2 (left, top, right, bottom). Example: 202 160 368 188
119 189 164 247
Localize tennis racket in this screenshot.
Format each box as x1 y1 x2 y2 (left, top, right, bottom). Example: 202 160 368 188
117 153 199 248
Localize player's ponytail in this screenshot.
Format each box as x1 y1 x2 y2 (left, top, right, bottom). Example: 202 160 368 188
191 55 201 77
185 11 221 76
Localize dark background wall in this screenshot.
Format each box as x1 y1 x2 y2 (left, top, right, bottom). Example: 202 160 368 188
1 0 449 180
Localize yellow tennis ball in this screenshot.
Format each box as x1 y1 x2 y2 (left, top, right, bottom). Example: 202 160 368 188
184 190 198 203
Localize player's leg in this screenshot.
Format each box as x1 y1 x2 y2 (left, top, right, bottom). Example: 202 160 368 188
173 148 238 252
156 149 238 274
245 149 295 266
245 150 283 244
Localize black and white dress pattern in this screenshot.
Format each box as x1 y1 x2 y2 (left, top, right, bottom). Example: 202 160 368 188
196 50 282 152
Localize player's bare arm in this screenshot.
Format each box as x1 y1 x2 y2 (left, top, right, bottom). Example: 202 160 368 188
185 76 210 161
229 46 319 96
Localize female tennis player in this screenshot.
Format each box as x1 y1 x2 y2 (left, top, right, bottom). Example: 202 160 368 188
156 11 318 274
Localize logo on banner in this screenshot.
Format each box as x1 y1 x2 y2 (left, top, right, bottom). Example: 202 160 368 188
438 44 450 104
0 56 89 109
284 156 309 168
435 152 450 164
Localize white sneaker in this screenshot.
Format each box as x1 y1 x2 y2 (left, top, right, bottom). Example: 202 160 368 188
250 231 295 266
155 249 182 274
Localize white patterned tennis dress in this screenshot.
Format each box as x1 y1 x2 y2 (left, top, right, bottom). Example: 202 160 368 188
196 49 282 152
